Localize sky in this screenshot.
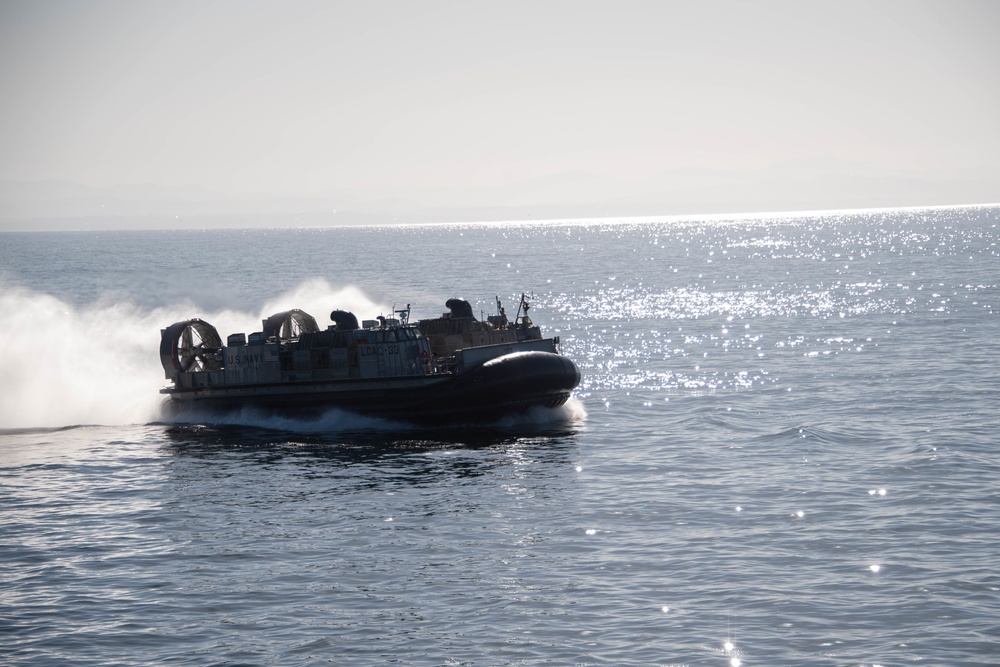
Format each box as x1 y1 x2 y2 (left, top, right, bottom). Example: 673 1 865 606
1 0 998 226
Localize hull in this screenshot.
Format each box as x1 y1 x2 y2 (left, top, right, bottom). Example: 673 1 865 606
163 350 580 425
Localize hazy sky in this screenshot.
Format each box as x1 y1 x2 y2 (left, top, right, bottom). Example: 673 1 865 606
1 0 998 198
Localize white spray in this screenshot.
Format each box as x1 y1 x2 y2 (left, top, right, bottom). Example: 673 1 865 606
0 278 386 429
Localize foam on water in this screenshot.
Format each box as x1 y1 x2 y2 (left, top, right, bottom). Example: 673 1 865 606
159 396 588 435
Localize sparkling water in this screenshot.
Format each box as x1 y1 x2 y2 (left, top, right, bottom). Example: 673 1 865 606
2 205 998 665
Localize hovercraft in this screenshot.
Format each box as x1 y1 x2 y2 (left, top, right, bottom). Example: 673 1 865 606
159 295 580 425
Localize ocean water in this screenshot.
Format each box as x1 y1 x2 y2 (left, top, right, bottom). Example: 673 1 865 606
1 205 998 666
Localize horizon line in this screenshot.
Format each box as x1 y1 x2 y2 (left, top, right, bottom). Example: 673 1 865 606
2 200 998 234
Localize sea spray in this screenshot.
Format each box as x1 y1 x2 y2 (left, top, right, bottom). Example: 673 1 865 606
1 278 387 429
2 283 169 428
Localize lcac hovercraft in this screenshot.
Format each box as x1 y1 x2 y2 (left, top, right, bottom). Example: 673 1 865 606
159 296 580 424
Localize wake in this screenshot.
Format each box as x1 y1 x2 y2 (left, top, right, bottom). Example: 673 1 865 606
156 397 587 434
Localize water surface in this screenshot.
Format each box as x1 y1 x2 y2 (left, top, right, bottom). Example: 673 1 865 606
2 205 998 665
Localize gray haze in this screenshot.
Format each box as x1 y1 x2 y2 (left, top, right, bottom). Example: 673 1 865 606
1 0 998 230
